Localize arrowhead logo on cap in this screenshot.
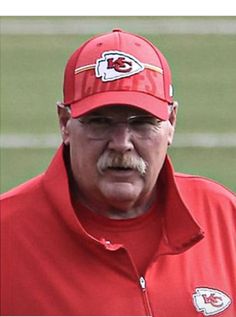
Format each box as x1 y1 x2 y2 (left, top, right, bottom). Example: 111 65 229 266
95 51 144 82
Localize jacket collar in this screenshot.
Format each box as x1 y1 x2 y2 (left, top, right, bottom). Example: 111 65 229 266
157 157 204 255
42 144 204 254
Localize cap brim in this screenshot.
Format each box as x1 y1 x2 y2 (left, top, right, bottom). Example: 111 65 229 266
70 91 169 120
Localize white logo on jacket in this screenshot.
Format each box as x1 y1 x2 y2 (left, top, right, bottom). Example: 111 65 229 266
193 287 231 316
95 51 144 82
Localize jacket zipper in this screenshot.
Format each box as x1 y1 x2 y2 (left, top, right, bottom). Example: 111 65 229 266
125 248 153 316
139 276 153 316
102 242 153 316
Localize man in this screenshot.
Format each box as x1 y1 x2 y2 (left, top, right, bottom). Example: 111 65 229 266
1 29 235 316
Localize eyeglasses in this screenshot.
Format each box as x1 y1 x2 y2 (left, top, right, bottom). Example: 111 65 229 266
77 114 164 140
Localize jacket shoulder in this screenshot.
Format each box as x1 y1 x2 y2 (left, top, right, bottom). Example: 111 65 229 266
0 174 45 215
175 172 236 205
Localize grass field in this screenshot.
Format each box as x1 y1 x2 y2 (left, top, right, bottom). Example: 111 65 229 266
1 17 236 193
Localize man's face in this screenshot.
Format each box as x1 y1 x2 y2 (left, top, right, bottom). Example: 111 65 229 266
59 105 177 218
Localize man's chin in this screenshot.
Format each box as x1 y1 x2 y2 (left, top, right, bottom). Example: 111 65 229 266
100 181 142 206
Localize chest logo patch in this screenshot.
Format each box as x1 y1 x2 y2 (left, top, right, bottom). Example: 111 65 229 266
193 287 231 316
95 51 144 82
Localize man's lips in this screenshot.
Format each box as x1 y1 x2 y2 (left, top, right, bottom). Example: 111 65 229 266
107 166 133 171
103 166 137 178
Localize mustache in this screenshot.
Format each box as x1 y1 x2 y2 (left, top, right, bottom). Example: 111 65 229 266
97 151 148 176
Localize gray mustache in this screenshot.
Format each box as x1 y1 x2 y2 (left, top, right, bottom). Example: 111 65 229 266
97 152 148 176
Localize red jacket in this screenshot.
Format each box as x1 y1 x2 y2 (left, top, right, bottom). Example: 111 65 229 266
1 145 236 316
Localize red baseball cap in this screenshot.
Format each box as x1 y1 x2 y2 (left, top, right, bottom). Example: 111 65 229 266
63 29 174 120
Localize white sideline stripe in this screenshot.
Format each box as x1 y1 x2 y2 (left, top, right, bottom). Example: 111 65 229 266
1 17 236 34
1 133 236 149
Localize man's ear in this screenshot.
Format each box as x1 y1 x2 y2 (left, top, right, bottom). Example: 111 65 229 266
57 103 71 146
167 101 178 146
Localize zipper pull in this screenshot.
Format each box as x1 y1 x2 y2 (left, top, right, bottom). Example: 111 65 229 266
140 276 146 290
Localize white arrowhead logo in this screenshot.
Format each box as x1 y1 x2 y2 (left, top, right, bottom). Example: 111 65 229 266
193 287 231 316
95 51 144 82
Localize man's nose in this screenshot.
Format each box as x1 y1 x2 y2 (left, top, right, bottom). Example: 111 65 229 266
107 124 134 153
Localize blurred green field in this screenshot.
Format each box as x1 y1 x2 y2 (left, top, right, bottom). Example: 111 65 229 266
1 18 236 193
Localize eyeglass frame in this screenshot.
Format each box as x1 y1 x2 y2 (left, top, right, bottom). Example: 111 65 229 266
57 101 178 140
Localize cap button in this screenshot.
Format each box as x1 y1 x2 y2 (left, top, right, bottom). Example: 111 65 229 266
112 28 123 32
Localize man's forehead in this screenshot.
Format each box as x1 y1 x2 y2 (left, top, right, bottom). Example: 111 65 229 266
87 105 151 116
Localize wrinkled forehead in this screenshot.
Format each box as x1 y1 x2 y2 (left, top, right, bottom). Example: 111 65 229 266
84 104 152 117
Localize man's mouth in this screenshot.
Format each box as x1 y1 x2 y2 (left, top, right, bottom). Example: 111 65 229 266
107 166 133 171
